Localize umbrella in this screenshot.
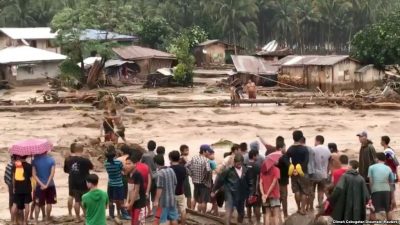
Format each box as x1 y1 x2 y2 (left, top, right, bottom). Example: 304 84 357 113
9 139 53 156
261 151 282 174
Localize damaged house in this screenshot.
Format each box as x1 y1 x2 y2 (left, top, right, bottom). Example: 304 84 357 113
277 55 384 92
113 45 176 80
0 46 66 85
230 55 279 87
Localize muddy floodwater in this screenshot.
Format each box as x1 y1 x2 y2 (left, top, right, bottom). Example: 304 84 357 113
1 85 400 223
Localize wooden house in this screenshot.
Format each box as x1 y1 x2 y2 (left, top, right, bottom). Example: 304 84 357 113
113 45 176 80
277 55 383 92
194 40 244 67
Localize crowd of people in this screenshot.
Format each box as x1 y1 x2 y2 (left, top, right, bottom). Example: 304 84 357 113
4 129 399 225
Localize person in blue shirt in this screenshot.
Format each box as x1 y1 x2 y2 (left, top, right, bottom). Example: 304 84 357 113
368 152 394 221
32 152 56 225
104 145 131 221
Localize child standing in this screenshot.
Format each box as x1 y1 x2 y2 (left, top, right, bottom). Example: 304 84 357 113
105 145 130 221
125 155 147 225
12 155 33 225
82 174 109 225
260 158 282 225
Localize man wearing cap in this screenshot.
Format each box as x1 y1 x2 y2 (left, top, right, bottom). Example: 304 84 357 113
357 131 377 183
186 145 212 214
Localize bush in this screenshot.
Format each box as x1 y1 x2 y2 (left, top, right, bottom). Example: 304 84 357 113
58 59 82 88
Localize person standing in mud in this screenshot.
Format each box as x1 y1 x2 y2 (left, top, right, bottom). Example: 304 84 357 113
100 111 116 143
212 154 251 225
179 145 192 209
64 142 94 223
110 109 126 143
187 145 212 214
286 130 309 215
246 79 257 104
32 150 57 225
357 131 377 183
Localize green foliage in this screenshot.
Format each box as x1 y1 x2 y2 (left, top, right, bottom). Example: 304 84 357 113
169 35 195 86
2 0 400 53
137 17 171 49
181 26 208 49
351 10 400 68
58 59 82 88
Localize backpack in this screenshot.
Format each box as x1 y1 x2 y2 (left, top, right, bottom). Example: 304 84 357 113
14 160 25 181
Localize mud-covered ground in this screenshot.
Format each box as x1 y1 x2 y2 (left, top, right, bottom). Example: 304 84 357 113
0 85 400 224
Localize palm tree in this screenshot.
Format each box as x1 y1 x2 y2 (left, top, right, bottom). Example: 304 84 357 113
211 0 258 54
271 0 295 47
294 0 321 53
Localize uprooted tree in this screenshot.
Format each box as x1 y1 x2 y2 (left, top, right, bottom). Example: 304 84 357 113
51 0 138 88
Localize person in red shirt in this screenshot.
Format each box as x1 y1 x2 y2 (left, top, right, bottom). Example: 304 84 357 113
129 149 152 217
332 155 349 186
260 162 281 225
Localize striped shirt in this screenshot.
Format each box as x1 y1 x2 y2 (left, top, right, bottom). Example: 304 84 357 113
105 159 124 187
4 161 13 187
156 167 177 208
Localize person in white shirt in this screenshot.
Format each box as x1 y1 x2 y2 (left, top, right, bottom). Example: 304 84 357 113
310 135 331 209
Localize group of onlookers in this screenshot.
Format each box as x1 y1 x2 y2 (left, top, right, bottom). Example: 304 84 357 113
4 130 398 225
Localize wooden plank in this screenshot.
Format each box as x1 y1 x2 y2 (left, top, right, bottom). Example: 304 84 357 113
0 104 94 112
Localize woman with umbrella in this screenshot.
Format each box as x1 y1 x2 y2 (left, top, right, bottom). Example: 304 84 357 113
260 151 282 225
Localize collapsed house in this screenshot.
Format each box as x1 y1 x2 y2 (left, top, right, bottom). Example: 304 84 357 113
230 55 279 87
113 45 176 80
0 46 66 85
104 59 140 85
194 39 244 67
276 55 384 92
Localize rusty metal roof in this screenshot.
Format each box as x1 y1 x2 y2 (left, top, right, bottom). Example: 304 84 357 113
113 45 176 60
197 39 230 47
277 55 352 66
231 55 279 75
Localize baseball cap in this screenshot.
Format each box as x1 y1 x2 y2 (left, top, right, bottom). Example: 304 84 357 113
356 131 368 138
200 144 213 153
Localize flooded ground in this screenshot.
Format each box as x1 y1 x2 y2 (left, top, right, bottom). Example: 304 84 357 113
0 84 400 223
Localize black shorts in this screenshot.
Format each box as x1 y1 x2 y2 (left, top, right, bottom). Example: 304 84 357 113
14 193 32 210
8 185 14 209
183 177 192 198
194 184 210 204
71 189 88 203
291 176 311 195
371 191 391 213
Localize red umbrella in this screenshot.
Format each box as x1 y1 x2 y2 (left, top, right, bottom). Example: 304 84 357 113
9 139 53 156
261 151 282 174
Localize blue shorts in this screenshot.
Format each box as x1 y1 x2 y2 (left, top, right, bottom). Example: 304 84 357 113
154 207 179 223
108 186 125 201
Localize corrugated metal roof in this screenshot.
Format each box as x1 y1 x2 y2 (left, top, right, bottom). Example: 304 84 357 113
198 39 223 46
0 46 66 64
80 29 137 41
113 45 175 60
104 59 135 68
277 55 350 66
356 64 375 73
0 27 57 40
231 55 279 75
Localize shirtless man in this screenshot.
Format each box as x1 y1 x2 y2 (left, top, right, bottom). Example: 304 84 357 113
328 143 341 182
246 79 257 100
